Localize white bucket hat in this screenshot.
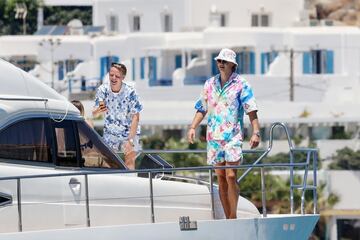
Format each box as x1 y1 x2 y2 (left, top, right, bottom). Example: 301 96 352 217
214 48 238 66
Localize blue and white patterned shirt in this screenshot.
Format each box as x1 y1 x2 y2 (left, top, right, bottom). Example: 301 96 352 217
94 82 143 149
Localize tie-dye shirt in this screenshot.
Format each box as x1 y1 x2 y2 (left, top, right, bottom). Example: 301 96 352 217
195 73 257 142
94 82 143 148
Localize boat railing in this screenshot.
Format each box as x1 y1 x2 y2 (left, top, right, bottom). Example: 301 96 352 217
236 122 318 215
0 122 318 232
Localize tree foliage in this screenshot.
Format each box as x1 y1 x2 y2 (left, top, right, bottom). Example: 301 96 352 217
44 6 92 26
0 0 39 35
0 1 92 35
141 136 207 167
329 147 360 170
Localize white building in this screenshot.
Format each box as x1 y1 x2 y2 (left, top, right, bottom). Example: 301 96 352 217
43 0 305 32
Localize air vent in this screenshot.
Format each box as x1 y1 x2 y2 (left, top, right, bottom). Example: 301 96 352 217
0 193 12 207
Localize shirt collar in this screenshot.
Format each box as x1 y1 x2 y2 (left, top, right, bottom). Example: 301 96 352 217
214 72 237 90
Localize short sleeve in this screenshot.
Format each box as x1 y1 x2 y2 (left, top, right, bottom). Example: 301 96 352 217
240 80 258 114
94 84 107 107
129 89 143 114
194 80 209 113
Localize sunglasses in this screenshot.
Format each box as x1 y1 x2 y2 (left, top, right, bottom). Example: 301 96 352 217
216 59 229 64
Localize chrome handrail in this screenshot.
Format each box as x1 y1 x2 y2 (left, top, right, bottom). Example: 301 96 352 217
237 122 293 183
0 163 311 182
0 123 318 232
0 162 314 232
235 122 318 215
0 97 48 102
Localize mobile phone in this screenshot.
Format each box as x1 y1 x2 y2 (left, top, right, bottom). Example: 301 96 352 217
99 101 105 108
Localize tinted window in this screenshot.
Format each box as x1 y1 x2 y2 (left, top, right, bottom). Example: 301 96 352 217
53 120 78 167
0 119 51 162
77 121 125 169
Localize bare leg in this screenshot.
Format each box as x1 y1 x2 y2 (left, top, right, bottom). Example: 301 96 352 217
225 161 240 219
122 142 136 170
125 151 136 170
215 162 230 218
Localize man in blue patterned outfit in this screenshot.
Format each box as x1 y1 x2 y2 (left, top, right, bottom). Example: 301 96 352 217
93 63 143 169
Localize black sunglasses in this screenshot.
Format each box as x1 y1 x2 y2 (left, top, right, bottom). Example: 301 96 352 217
216 59 229 64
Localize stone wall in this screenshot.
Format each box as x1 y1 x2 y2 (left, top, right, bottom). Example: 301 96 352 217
307 0 360 25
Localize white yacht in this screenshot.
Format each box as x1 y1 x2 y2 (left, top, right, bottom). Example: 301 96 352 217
0 59 319 239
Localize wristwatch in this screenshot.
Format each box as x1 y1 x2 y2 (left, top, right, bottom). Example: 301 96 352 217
253 131 261 138
128 138 134 146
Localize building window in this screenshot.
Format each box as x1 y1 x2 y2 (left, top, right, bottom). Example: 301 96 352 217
337 219 360 240
331 126 350 139
132 15 141 32
214 50 255 75
236 51 256 74
210 11 228 27
220 13 228 27
309 126 331 140
107 15 119 32
303 50 334 74
251 13 270 27
261 51 278 74
162 13 172 32
251 14 258 27
58 59 82 81
261 14 269 26
9 56 36 72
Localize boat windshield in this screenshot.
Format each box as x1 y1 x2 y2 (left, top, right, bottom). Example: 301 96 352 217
76 121 125 169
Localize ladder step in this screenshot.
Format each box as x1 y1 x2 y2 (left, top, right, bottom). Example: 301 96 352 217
291 185 316 190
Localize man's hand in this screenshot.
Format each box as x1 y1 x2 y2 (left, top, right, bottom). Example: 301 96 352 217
248 111 260 149
122 141 134 155
92 104 107 117
187 128 196 144
249 132 260 149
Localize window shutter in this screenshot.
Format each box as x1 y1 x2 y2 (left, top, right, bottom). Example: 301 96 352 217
250 51 255 74
175 55 182 69
261 53 266 74
149 56 157 85
132 58 136 81
303 52 311 74
326 50 334 74
211 53 219 75
140 57 145 79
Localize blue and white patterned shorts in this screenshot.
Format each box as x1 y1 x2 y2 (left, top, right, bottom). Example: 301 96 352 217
104 135 141 153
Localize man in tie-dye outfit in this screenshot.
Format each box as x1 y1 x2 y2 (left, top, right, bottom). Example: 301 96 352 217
188 48 260 219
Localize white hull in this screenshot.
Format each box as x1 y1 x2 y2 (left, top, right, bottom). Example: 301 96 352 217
0 214 319 240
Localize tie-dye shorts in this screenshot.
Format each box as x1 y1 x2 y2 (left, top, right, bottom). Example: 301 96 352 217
207 139 243 165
